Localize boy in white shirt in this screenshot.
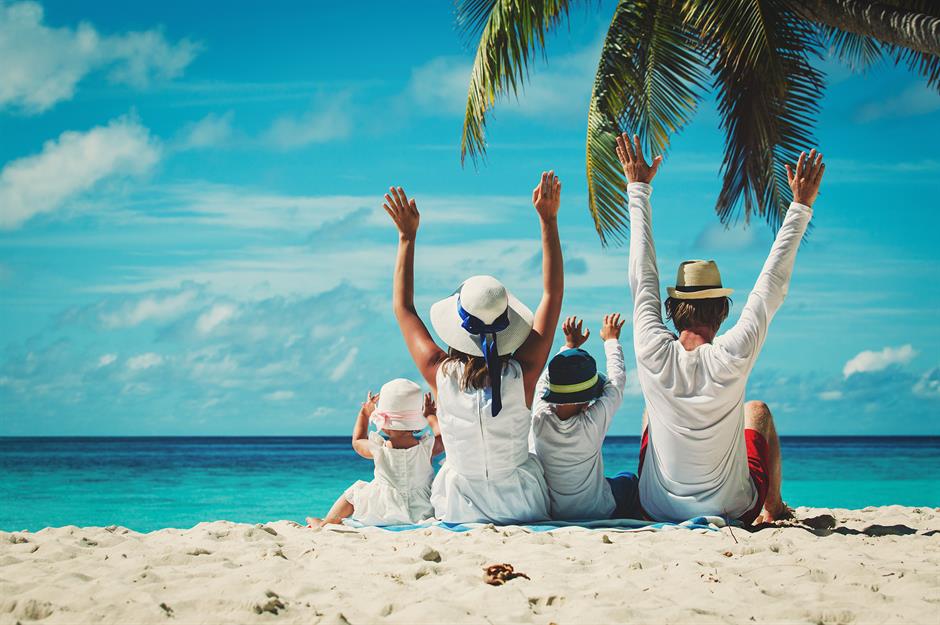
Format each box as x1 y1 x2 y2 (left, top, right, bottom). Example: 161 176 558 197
531 314 638 520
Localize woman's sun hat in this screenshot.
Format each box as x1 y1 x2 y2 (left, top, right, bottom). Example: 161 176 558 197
430 275 534 416
541 348 607 405
370 378 428 431
666 260 734 300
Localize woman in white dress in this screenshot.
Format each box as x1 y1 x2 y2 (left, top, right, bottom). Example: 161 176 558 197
382 171 564 524
306 378 444 527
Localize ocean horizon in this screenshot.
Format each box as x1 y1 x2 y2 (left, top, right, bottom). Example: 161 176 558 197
3 435 938 533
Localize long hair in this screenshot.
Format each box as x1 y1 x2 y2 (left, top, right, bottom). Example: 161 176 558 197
664 296 732 332
441 348 514 391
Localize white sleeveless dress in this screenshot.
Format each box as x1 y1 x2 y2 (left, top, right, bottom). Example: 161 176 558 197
432 359 550 524
342 432 435 525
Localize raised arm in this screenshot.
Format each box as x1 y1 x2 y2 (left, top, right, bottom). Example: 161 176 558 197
532 316 588 414
617 133 673 360
351 391 378 459
384 187 447 390
423 392 445 457
585 313 627 434
515 171 565 404
718 150 824 361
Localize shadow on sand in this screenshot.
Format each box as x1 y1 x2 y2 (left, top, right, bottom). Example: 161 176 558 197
748 514 922 537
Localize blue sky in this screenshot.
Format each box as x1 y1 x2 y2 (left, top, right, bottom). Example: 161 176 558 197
1 0 938 435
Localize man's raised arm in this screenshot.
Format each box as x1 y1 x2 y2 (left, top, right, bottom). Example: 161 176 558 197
720 150 825 360
616 133 673 360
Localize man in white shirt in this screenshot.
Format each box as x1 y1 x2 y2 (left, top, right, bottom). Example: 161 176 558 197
530 314 635 520
616 132 825 525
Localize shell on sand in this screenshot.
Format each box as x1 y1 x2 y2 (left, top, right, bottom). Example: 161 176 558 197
0 506 938 624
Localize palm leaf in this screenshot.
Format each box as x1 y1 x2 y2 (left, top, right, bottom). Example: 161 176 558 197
586 0 708 244
683 0 825 229
822 26 886 71
457 0 576 164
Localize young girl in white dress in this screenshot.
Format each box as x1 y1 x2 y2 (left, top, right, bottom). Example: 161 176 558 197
382 172 565 524
306 378 444 527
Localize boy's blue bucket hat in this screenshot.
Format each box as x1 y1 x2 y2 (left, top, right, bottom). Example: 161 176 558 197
541 348 606 404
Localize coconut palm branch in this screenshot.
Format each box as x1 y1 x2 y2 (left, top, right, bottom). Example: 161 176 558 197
457 0 940 244
586 0 708 243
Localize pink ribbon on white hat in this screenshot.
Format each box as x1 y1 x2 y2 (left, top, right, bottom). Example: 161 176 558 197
370 409 428 432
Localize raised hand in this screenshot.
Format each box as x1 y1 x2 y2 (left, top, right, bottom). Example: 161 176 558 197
383 186 420 240
359 391 379 419
531 170 561 221
786 149 825 207
615 132 662 184
422 392 436 418
562 315 590 348
599 313 625 341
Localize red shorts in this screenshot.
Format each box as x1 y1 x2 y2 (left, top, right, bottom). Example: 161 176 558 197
638 428 769 524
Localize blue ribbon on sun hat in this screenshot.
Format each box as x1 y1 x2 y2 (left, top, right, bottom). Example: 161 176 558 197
457 296 510 416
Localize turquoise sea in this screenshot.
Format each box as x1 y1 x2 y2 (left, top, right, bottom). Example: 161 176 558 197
1 436 937 532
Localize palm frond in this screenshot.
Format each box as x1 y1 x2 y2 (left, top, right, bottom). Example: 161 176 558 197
586 0 708 245
889 45 940 90
822 26 886 71
457 0 575 164
684 0 824 229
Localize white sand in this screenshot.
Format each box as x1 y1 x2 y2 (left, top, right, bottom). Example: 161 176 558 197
1 506 937 624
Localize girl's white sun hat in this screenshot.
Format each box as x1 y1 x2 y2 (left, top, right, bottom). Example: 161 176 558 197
429 275 534 357
370 378 428 431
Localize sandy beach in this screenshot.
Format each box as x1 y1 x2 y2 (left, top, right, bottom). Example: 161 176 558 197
1 506 937 624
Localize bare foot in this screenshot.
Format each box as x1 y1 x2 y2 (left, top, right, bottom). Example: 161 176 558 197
305 517 326 529
753 502 795 525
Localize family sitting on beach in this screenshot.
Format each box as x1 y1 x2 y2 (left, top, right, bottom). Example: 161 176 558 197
307 133 825 528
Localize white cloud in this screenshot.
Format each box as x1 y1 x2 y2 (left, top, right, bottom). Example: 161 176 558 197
329 346 359 382
819 390 843 401
262 99 351 150
0 0 199 113
96 353 117 368
195 303 237 334
101 289 197 328
0 115 160 229
176 111 234 150
856 83 940 123
408 56 471 116
264 390 295 401
843 344 917 378
693 222 768 252
126 352 164 371
913 368 940 398
408 43 596 119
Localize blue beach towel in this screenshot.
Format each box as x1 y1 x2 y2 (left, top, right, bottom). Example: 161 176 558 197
340 515 729 533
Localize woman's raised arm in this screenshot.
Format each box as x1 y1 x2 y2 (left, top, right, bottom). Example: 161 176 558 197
514 171 564 404
383 187 447 390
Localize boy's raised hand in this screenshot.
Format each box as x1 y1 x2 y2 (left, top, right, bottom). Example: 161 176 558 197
562 315 590 348
422 392 436 418
600 313 625 341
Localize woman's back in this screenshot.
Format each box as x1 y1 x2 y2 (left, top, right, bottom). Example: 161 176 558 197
435 360 531 478
432 360 549 523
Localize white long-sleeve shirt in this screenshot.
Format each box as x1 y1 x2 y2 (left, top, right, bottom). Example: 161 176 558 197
530 340 627 520
627 182 812 522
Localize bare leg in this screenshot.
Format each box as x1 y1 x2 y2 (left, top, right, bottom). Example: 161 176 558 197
744 400 792 523
306 495 354 528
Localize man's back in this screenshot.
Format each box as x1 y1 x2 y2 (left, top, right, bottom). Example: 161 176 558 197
627 181 813 522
